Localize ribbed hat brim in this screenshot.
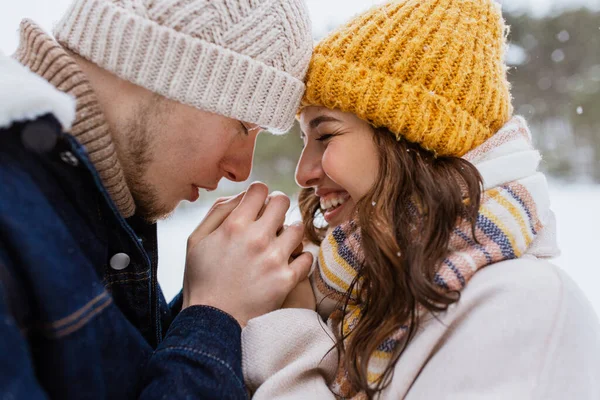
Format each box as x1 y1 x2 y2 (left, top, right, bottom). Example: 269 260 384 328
302 53 498 157
54 0 305 133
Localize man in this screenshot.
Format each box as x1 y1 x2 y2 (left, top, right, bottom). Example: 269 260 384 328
0 0 313 398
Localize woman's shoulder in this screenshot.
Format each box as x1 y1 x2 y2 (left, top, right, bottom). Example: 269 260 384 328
464 257 587 311
395 260 600 400
454 256 600 349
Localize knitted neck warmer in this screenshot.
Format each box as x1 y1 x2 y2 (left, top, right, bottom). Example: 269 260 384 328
313 117 555 398
14 20 136 217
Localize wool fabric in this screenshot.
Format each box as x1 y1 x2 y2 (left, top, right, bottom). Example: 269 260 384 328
302 0 513 156
15 21 136 217
314 116 551 398
54 0 313 133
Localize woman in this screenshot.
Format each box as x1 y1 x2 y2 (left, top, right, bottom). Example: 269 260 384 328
242 0 600 398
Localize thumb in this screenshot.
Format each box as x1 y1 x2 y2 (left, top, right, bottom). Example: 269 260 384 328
288 252 314 288
188 192 245 248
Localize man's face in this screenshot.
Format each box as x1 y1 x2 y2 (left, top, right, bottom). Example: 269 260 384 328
117 96 262 222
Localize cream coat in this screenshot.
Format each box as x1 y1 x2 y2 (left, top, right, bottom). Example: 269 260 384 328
243 253 600 399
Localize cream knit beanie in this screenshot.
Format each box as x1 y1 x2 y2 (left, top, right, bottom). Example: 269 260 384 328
54 0 313 133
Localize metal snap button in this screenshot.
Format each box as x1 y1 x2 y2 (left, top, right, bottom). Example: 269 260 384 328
59 151 79 167
110 253 131 271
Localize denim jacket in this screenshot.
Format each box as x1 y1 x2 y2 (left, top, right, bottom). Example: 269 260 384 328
0 109 247 399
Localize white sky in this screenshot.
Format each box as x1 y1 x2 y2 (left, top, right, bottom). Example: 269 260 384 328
1 0 599 54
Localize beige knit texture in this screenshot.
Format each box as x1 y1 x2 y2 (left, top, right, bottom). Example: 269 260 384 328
15 20 136 218
54 0 313 133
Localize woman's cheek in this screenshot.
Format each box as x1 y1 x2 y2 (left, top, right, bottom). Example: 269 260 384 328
321 147 357 194
321 148 343 182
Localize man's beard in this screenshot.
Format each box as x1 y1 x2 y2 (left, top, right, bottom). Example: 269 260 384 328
118 97 173 223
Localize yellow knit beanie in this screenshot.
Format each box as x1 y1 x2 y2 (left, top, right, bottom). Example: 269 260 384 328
302 0 513 157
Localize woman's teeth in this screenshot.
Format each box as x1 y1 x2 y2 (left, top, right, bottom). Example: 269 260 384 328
320 195 348 211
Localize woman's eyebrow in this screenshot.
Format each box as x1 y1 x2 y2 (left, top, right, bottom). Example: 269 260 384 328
309 116 341 130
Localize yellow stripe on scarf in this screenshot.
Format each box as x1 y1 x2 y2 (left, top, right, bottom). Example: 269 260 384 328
319 250 352 294
318 234 360 297
480 205 522 258
488 188 534 248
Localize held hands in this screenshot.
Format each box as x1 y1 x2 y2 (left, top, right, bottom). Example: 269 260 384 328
182 182 314 327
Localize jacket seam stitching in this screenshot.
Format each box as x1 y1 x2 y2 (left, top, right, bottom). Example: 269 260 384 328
155 346 245 391
199 305 240 327
105 269 149 279
104 276 150 285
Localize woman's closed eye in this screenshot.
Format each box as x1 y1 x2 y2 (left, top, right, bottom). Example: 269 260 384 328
316 132 340 142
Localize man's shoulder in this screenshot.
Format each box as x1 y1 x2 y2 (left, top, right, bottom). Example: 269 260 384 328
0 116 61 209
0 50 77 207
0 115 101 252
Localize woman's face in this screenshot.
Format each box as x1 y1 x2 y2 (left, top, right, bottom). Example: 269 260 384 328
296 106 380 227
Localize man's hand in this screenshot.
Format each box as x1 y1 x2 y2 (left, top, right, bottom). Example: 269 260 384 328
182 182 313 327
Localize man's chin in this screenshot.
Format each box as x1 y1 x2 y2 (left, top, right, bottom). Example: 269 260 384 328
134 199 177 224
143 211 174 224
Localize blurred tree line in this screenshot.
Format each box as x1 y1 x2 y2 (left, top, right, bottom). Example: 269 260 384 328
506 9 600 182
214 8 600 201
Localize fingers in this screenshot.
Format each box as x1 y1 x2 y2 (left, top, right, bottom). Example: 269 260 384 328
259 191 290 234
286 252 314 288
230 182 269 221
276 222 305 257
188 192 245 248
291 242 304 258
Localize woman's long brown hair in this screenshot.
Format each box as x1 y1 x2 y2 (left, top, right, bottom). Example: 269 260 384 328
298 127 483 398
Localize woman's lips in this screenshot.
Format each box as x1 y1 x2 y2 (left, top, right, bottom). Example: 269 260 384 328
323 199 349 225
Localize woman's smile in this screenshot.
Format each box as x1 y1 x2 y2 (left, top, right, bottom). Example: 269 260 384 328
318 191 351 225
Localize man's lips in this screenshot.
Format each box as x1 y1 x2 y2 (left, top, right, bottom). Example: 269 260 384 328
188 184 219 202
189 185 200 202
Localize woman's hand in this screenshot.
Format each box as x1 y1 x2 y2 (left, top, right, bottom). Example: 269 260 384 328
282 278 316 310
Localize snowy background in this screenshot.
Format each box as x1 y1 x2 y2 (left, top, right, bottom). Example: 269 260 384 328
158 185 600 319
2 0 599 318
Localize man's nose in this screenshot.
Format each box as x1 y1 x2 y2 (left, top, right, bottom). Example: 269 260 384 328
223 162 251 182
222 138 255 182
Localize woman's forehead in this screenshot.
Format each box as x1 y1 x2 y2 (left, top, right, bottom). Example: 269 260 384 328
299 107 348 127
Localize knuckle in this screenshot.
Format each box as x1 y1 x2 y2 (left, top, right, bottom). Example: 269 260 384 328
251 234 270 252
282 268 297 287
264 254 279 268
265 247 285 267
224 218 244 235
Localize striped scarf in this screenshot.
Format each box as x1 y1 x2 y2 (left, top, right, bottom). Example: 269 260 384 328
312 117 553 398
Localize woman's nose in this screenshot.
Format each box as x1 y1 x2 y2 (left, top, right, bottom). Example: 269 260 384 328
295 147 323 188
